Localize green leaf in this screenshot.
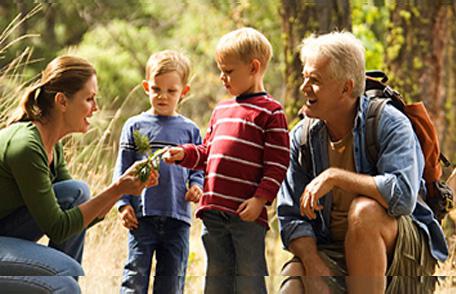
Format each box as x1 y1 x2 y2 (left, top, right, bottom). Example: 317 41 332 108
136 160 152 183
133 130 151 154
132 130 167 182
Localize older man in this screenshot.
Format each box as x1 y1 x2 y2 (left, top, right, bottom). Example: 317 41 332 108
277 32 448 293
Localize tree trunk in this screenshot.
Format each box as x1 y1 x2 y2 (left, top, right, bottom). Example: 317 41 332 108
385 1 454 139
16 0 28 36
442 5 456 166
280 0 351 119
43 3 56 48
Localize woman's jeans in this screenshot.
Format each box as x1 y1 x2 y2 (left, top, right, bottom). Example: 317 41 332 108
120 216 190 294
0 179 90 293
201 210 268 294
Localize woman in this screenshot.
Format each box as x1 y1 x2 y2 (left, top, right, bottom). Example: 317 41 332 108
0 55 157 293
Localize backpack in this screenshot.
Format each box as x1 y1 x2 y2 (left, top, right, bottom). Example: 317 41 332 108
299 70 454 222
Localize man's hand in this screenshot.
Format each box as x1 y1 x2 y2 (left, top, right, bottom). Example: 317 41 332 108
236 197 267 221
119 204 138 230
185 185 203 203
162 147 185 164
300 168 336 219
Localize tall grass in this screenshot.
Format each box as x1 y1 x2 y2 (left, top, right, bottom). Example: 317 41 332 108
1 6 455 294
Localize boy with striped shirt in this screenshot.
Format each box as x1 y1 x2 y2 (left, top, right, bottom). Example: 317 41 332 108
165 27 290 293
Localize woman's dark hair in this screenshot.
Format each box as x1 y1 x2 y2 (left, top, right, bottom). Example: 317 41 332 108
9 55 96 124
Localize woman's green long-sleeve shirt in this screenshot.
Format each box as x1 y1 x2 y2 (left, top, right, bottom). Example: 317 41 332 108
0 122 84 243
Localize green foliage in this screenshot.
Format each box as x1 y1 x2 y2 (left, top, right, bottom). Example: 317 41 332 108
132 130 165 182
67 20 157 110
385 26 404 62
133 130 151 154
352 2 388 71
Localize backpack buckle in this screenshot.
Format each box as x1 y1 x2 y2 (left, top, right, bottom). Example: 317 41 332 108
383 86 396 97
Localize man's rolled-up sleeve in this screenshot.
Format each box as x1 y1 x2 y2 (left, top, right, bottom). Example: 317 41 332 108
373 106 424 217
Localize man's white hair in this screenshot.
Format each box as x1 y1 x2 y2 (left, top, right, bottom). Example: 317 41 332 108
300 31 366 98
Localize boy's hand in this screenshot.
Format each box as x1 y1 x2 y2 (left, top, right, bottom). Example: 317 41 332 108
162 147 185 164
236 197 267 222
119 205 138 230
185 185 203 203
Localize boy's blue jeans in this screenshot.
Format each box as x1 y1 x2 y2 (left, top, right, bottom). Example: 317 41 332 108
0 179 89 293
201 210 268 294
120 216 190 294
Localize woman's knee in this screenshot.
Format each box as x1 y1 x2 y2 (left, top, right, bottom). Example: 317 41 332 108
53 179 91 208
0 276 81 294
0 236 84 276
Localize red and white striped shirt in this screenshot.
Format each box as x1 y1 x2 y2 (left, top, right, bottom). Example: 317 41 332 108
179 92 290 227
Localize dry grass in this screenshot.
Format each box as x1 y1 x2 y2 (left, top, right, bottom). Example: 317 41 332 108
78 209 292 293
77 212 456 293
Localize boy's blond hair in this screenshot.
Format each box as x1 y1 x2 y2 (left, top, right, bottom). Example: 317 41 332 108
145 50 191 84
215 27 273 72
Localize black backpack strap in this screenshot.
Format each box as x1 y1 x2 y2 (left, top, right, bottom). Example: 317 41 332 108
299 117 314 174
365 98 389 166
366 70 389 83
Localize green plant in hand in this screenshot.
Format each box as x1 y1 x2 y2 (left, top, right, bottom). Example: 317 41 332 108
133 130 166 182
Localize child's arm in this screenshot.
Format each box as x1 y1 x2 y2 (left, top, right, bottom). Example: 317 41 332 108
164 117 215 170
236 197 268 221
185 127 204 203
254 109 290 204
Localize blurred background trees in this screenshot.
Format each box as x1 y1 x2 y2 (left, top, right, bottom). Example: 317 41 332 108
1 1 456 291
0 0 453 146
3 0 453 163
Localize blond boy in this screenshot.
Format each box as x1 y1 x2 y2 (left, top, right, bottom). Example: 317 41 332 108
114 50 204 294
165 28 290 293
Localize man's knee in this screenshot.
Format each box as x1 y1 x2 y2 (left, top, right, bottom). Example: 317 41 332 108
280 258 305 294
347 196 386 229
346 197 398 253
281 257 305 276
280 276 305 294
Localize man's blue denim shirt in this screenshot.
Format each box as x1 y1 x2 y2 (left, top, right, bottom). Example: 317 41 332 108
277 95 448 261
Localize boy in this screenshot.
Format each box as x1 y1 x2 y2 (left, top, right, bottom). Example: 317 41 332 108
113 50 204 294
165 28 290 294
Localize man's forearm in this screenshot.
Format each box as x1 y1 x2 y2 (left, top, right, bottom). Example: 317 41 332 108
328 167 388 209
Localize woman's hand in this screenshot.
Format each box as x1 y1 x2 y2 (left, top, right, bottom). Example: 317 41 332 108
117 160 159 195
80 160 158 229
